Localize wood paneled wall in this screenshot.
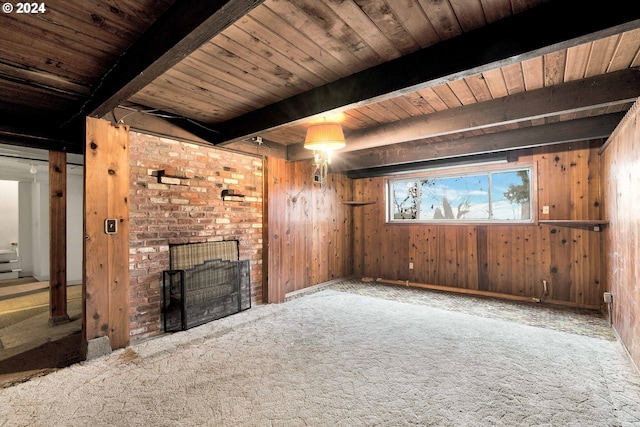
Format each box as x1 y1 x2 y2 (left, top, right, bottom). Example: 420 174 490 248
84 117 131 352
266 158 353 302
601 99 640 371
352 141 604 308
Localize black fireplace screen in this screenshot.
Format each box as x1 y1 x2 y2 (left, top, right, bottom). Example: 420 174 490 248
162 258 251 331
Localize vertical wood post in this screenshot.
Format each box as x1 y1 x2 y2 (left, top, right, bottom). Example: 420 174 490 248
83 117 130 356
49 150 69 325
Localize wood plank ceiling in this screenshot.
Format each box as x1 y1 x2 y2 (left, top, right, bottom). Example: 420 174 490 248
0 1 173 128
0 0 639 173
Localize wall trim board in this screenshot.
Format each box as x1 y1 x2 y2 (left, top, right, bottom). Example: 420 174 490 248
612 326 640 377
284 277 349 301
374 278 601 311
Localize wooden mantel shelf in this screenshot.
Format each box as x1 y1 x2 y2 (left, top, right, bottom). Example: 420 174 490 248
342 201 376 206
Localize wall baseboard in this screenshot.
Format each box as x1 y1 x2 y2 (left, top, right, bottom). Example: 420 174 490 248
373 278 601 311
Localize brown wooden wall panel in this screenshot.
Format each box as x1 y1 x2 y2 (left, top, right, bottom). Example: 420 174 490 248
547 225 574 302
84 117 130 351
352 141 604 308
49 150 67 323
266 158 353 302
265 157 283 303
107 126 130 349
601 99 640 371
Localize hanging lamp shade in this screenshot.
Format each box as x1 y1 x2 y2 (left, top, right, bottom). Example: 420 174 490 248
304 123 346 151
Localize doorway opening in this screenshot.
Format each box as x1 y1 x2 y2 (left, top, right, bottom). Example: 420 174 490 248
0 145 84 387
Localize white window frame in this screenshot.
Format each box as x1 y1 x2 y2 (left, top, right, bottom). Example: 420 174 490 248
386 162 536 224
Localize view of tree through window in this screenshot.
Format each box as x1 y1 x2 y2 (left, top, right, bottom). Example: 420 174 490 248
390 167 532 222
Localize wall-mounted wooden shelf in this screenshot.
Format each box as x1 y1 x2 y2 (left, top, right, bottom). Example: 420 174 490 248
342 201 376 206
539 219 609 230
221 189 245 202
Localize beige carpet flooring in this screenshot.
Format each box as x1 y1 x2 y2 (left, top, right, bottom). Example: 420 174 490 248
1 284 639 426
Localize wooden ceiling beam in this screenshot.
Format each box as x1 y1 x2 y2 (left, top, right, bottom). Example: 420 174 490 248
62 0 264 127
0 112 83 153
288 68 640 160
338 113 624 176
110 106 286 159
203 0 640 146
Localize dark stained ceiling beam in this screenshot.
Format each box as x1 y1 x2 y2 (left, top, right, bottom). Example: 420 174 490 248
62 0 265 129
200 0 640 146
288 68 640 160
110 106 211 145
0 112 83 153
0 128 81 153
111 106 287 159
339 113 624 177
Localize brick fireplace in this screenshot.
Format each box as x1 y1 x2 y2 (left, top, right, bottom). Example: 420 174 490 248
128 132 263 341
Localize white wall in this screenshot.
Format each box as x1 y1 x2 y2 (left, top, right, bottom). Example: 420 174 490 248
31 180 49 281
0 180 19 250
0 145 84 284
0 170 83 283
18 182 33 276
29 175 84 284
66 174 83 283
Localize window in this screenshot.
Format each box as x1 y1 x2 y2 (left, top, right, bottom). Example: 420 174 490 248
388 167 532 223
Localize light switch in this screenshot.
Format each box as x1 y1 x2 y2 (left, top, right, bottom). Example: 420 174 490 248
105 219 117 234
542 206 549 214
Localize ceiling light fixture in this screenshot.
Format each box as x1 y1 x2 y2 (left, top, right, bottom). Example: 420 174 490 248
29 164 38 182
304 121 346 186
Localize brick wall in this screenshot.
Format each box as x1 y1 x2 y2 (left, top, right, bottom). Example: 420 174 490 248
128 132 263 341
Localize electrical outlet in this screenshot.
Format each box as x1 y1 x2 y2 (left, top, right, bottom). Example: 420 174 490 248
409 262 414 269
542 205 549 214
